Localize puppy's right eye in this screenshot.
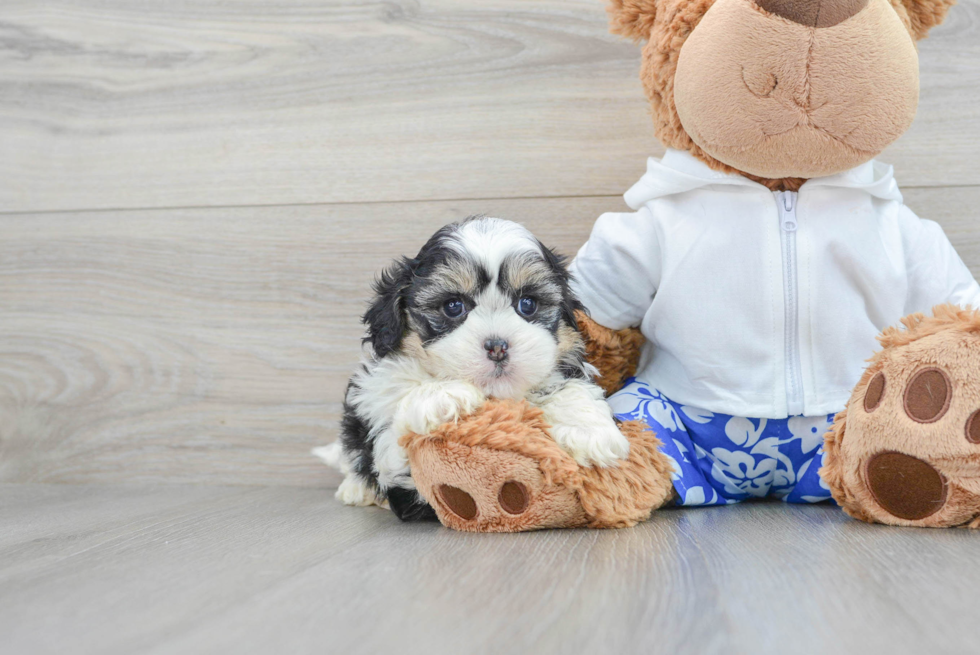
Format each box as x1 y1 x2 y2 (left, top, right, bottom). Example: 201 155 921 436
443 299 466 318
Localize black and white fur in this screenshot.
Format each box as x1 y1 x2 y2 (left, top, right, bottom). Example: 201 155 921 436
314 217 629 521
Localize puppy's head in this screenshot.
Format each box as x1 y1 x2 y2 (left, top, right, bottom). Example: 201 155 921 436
363 217 587 398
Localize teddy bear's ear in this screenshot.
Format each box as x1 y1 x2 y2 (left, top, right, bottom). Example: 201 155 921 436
896 0 956 40
606 0 660 41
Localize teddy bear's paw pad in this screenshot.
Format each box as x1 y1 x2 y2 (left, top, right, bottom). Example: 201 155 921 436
903 368 951 423
498 481 530 515
966 411 980 444
865 451 948 521
437 485 479 520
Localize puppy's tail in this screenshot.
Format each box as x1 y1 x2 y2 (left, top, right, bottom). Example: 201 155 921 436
312 441 347 473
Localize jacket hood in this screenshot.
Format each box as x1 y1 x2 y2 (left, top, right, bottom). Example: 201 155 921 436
623 149 904 210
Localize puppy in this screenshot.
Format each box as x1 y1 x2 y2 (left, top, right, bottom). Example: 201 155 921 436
314 216 629 521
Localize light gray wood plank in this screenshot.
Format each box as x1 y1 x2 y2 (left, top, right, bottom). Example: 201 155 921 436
0 484 251 581
2 484 978 655
2 188 979 486
1 0 978 213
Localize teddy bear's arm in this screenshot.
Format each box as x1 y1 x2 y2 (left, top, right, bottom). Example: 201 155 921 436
574 309 645 397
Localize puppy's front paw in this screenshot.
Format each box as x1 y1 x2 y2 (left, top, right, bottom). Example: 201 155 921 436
395 381 486 435
550 419 631 468
336 474 383 507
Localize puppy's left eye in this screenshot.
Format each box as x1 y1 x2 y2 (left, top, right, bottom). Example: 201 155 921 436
443 298 466 318
517 296 537 316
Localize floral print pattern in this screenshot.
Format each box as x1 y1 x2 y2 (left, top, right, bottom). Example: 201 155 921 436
607 379 834 506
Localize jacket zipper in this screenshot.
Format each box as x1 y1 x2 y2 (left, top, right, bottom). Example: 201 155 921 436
777 190 804 416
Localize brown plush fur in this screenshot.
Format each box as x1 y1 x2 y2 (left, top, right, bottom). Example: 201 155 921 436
402 400 675 532
607 0 955 190
822 305 980 528
575 310 645 396
894 0 957 40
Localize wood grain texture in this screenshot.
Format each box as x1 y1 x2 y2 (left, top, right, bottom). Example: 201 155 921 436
2 188 979 486
2 484 979 655
1 0 979 213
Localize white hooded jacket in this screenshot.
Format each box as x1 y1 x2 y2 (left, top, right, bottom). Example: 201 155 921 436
569 149 980 419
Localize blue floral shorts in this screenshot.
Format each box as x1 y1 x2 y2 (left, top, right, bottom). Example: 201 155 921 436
608 378 835 506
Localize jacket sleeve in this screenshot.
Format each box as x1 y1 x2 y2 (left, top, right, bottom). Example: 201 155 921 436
900 205 980 313
568 208 660 330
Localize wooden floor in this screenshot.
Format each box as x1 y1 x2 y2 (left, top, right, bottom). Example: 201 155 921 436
3 1 980 653
4 482 980 655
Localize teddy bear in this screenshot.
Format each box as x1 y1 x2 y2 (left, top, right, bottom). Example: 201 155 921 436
397 0 980 531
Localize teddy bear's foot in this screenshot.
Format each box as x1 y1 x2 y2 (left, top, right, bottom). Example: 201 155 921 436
401 399 675 532
822 305 980 528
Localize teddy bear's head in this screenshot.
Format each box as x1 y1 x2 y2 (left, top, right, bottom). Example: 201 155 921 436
610 0 955 188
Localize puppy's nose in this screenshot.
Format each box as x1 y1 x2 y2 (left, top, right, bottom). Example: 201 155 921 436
755 0 867 28
484 338 509 363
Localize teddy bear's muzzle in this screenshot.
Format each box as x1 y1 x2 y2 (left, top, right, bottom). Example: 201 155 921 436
672 0 919 179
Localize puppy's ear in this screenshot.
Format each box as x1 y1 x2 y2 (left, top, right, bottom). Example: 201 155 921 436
537 241 585 329
896 0 955 40
607 0 660 42
363 258 414 358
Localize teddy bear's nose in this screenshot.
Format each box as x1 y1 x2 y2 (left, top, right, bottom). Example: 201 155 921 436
755 0 868 28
